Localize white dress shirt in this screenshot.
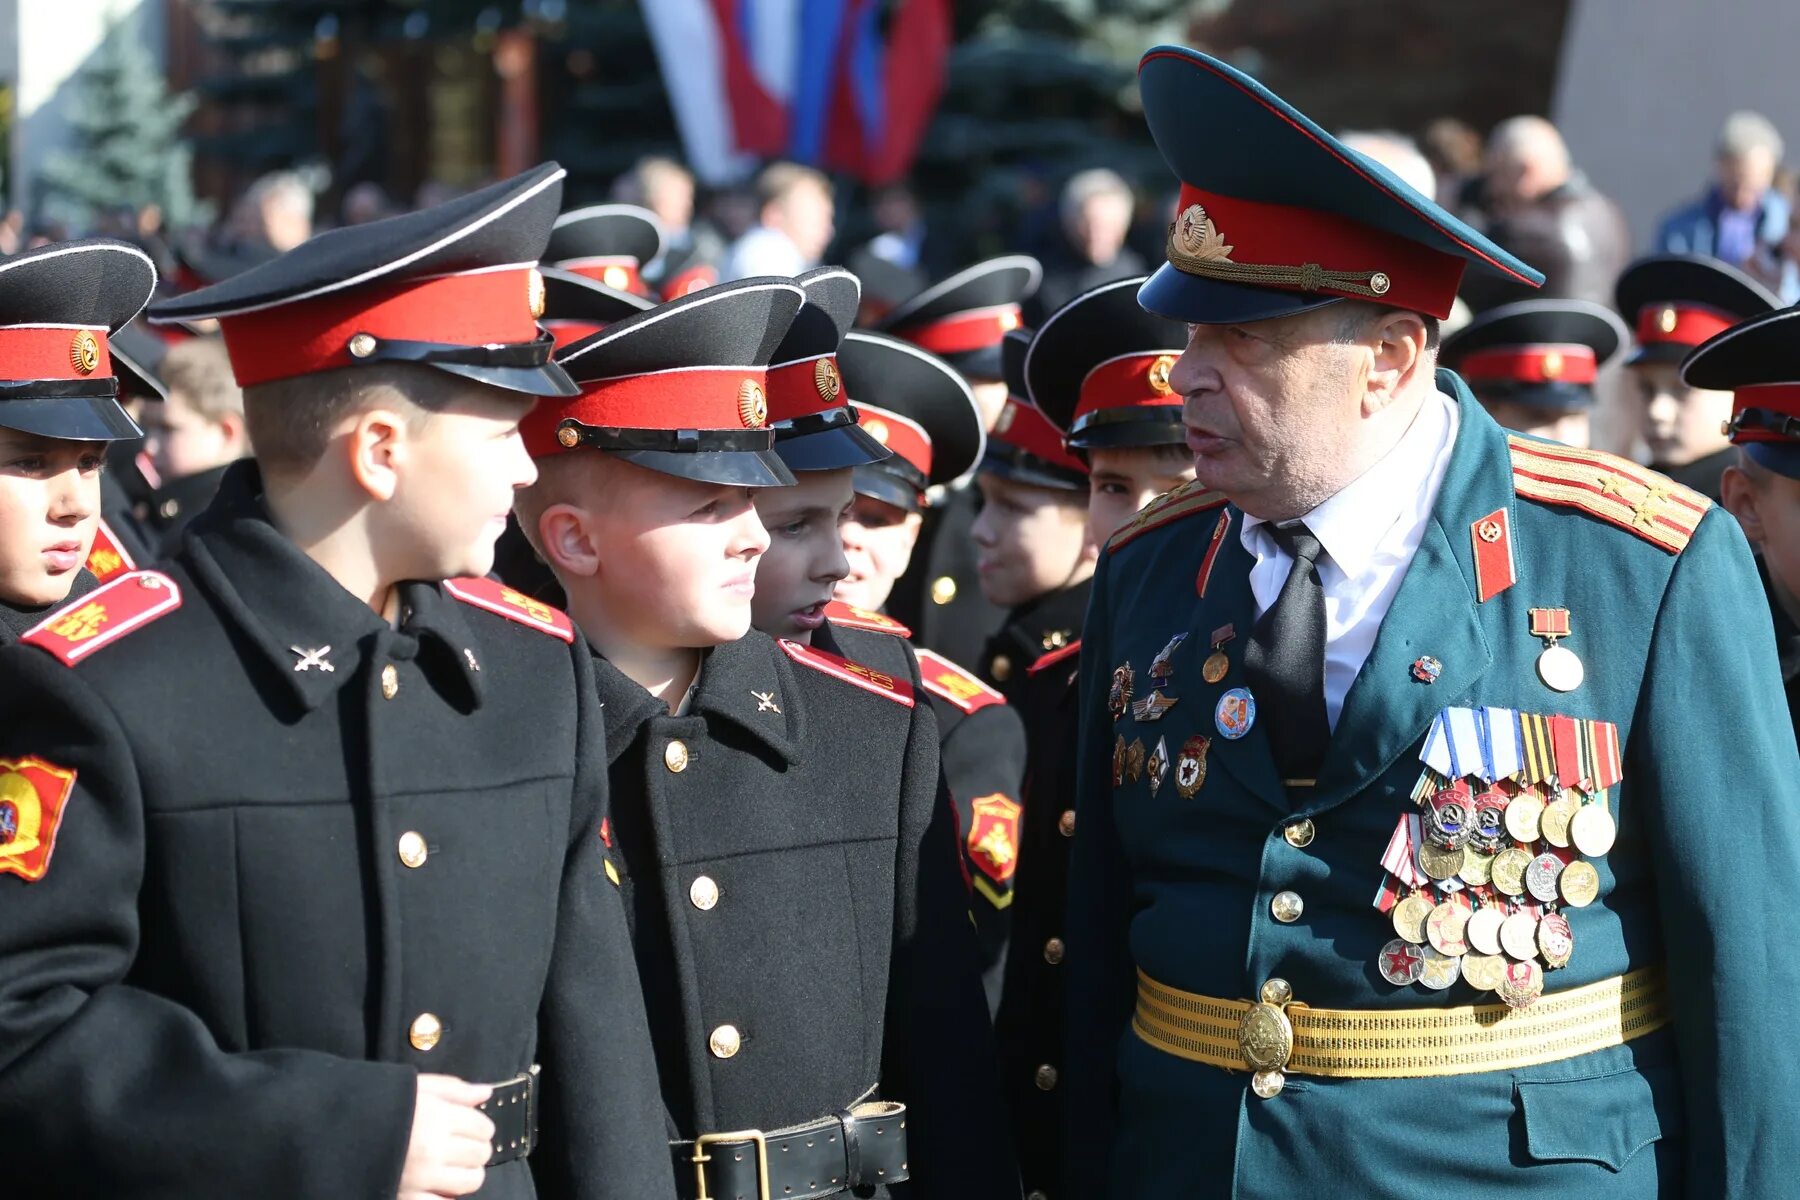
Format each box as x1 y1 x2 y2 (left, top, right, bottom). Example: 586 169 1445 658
1241 387 1459 730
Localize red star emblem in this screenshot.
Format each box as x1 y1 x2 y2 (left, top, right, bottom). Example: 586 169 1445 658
1383 943 1422 975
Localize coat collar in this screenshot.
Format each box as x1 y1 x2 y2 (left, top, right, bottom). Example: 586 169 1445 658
592 632 803 768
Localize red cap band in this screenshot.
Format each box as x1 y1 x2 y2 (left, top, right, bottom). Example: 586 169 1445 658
894 305 1022 355
0 326 112 382
1075 351 1183 422
1731 383 1800 444
560 259 647 296
522 366 771 457
766 354 846 423
1458 344 1597 386
856 402 932 478
219 268 541 388
662 265 719 299
991 397 1086 474
1634 303 1736 348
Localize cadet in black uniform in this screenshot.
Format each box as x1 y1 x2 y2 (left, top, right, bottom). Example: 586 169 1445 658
512 277 1018 1200
0 168 675 1200
878 257 1041 670
545 203 665 298
0 241 153 644
86 320 166 582
135 335 249 555
1439 298 1628 448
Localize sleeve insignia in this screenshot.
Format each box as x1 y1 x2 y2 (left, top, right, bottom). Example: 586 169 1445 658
1507 435 1710 554
914 648 1005 713
84 519 136 583
0 756 77 882
823 600 913 639
967 793 1022 908
23 571 182 666
1106 481 1229 554
443 577 576 642
778 639 916 708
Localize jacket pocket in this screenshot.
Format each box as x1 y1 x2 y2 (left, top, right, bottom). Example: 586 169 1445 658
1517 1063 1671 1170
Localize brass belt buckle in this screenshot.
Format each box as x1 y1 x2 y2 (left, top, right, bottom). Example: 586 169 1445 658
1238 978 1296 1098
692 1128 769 1200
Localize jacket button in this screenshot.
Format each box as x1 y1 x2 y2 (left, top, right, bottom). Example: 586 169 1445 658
709 1024 741 1059
409 1013 442 1052
689 875 720 910
931 576 957 605
1043 937 1065 965
664 740 690 773
1271 891 1305 923
991 655 1013 682
381 664 400 701
158 498 180 520
1058 810 1076 838
1034 1064 1058 1091
1284 819 1315 849
397 831 428 868
1027 1193 1050 1200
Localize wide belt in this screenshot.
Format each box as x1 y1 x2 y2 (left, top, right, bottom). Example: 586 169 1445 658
1134 966 1669 1090
479 1067 540 1166
675 1099 910 1200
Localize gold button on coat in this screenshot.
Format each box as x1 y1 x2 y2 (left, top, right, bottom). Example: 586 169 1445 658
380 664 399 700
664 740 689 773
1058 810 1076 838
1043 937 1065 965
1034 1064 1058 1091
1271 891 1305 923
930 576 957 605
1284 819 1315 849
689 875 720 910
397 831 428 868
709 1024 741 1059
991 655 1013 682
409 1013 442 1052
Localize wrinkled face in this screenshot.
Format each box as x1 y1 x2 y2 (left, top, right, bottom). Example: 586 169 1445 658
1631 361 1732 466
380 385 538 582
835 493 921 612
140 392 237 481
752 468 853 644
0 429 103 608
970 472 1091 608
1086 445 1196 544
1479 397 1591 448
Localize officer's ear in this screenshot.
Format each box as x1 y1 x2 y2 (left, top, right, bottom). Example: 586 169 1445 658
1363 309 1432 417
1721 462 1766 544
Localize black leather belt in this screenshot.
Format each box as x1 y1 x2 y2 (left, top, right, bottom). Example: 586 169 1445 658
675 1099 909 1200
480 1067 539 1167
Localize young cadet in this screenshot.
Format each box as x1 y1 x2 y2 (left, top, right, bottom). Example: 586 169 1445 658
1439 299 1628 448
513 277 1018 1200
996 274 1198 1199
877 256 1041 670
0 166 675 1200
545 202 665 298
86 319 169 580
781 294 1027 1011
0 240 157 644
135 336 250 553
1614 253 1779 499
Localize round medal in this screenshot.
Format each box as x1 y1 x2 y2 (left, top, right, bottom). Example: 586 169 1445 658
1504 791 1545 843
1426 901 1470 957
1214 688 1256 740
1202 651 1229 684
1417 944 1462 991
1499 910 1541 961
1537 644 1585 693
1525 852 1564 903
1461 951 1508 993
1377 937 1426 986
1466 905 1506 956
1559 859 1601 907
1426 789 1474 850
1419 841 1466 881
1458 848 1495 887
1537 911 1574 968
1496 959 1545 1009
1391 893 1433 944
1468 792 1509 854
1569 804 1618 857
1539 793 1579 848
1491 847 1533 897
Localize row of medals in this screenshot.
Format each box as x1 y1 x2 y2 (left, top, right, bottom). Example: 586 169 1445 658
1379 779 1617 1009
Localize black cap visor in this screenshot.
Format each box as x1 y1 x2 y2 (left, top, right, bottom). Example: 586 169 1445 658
0 392 143 442
979 443 1088 492
851 462 924 512
1745 440 1800 481
773 420 893 471
1067 404 1187 450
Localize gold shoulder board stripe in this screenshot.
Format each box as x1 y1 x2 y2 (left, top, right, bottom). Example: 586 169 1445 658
1508 435 1709 555
1107 481 1228 553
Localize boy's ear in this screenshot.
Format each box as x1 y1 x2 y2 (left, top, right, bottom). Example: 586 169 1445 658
539 503 602 577
344 406 409 501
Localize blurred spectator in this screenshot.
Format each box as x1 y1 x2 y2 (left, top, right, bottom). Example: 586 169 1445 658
720 162 835 280
340 182 396 226
228 171 314 255
1459 116 1630 312
1340 131 1472 333
136 337 249 553
1422 117 1484 211
848 182 933 317
1027 168 1146 324
1656 111 1798 302
617 155 725 293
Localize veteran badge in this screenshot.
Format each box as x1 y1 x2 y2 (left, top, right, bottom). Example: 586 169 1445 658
1214 687 1255 740
1108 662 1135 721
1131 689 1178 722
1174 735 1211 799
1146 737 1170 797
1149 632 1186 684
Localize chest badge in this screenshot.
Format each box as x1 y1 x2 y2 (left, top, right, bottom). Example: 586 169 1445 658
1175 735 1211 799
1528 607 1584 693
1411 655 1442 684
1202 624 1235 684
1149 632 1186 684
1108 662 1135 721
1131 689 1178 722
1214 687 1256 740
291 645 334 673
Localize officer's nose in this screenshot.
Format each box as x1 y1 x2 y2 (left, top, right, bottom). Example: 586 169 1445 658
1169 326 1225 399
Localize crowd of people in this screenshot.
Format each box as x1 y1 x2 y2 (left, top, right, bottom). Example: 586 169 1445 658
0 37 1795 1200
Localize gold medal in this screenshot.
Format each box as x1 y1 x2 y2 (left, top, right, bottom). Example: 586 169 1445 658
1461 951 1508 993
1202 652 1230 684
1499 910 1540 961
1466 904 1506 956
1391 892 1433 945
1569 804 1617 857
1504 791 1545 843
1419 841 1466 881
1496 959 1544 1009
1426 900 1470 957
1559 859 1600 907
1539 792 1580 848
1417 944 1462 991
1491 847 1533 897
1458 848 1494 887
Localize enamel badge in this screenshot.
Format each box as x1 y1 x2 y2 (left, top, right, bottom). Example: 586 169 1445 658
1215 687 1256 740
1175 735 1211 799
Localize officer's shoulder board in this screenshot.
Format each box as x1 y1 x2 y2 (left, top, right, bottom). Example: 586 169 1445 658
778 639 916 708
1106 480 1229 553
443 577 576 642
914 648 1005 714
1028 638 1082 677
1507 435 1710 555
23 571 182 666
823 600 913 639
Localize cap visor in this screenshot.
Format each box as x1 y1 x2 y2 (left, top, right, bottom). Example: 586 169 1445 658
1746 441 1800 481
774 424 894 471
0 395 142 442
979 449 1088 492
434 359 580 398
1138 263 1342 326
1465 379 1596 412
851 463 923 512
1622 343 1694 368
612 447 797 487
1067 409 1187 451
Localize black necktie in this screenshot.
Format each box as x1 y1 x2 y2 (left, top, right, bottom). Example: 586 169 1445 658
1244 523 1329 783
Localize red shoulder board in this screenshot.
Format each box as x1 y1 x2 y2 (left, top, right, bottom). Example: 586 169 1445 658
915 648 1005 714
84 519 136 583
1106 481 1229 553
0 755 78 882
1027 639 1082 677
824 600 913 639
23 571 182 666
1507 435 1709 554
778 639 915 708
443 578 576 643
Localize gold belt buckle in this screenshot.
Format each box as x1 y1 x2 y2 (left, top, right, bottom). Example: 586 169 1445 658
692 1128 769 1200
1238 978 1297 1098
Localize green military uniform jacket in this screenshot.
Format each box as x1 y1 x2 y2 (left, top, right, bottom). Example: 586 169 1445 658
1065 372 1800 1198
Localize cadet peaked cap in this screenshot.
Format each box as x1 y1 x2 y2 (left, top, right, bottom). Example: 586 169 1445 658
1136 45 1542 325
980 327 1087 491
878 256 1041 380
150 163 575 398
1439 299 1629 411
1614 253 1781 367
545 204 665 297
770 267 890 472
1682 307 1800 480
838 329 983 512
1027 275 1188 450
539 266 655 350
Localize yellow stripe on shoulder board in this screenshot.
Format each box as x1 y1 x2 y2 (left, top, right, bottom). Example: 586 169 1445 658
1508 435 1710 555
1107 480 1228 553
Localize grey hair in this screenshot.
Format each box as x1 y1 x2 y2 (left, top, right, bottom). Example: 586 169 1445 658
1060 168 1134 230
1717 111 1784 163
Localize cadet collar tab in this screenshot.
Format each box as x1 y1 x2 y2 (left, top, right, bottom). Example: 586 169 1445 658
397 582 487 711
690 634 804 766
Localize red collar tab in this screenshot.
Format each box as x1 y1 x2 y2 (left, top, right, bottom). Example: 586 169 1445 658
856 401 932 478
522 365 773 457
1166 183 1467 320
0 326 112 383
824 601 912 638
1458 344 1598 386
559 259 647 296
219 267 543 388
767 354 846 423
1729 383 1800 446
893 304 1022 355
991 397 1087 475
1075 351 1183 423
1634 303 1736 348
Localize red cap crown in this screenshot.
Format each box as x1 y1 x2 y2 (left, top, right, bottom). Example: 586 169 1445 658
991 397 1086 475
1074 350 1182 424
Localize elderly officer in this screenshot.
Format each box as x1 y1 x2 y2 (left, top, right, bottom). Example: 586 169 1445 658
1065 46 1800 1199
